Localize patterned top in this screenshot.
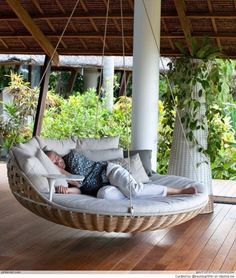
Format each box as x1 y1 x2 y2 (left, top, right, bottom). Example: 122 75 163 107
63 150 108 196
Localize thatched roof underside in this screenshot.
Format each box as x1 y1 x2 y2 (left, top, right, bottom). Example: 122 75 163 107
1 1 236 58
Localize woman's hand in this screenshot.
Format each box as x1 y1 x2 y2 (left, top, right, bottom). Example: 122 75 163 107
55 186 69 194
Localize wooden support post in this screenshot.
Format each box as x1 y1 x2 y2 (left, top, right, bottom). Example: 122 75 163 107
119 71 131 96
33 56 51 136
66 69 78 97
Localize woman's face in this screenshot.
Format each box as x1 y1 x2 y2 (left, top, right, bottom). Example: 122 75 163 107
48 152 66 169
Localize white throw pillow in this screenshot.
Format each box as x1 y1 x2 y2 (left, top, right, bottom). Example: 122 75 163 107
36 136 76 156
125 154 150 183
16 137 40 156
21 157 50 193
76 148 123 162
11 147 31 169
109 154 150 183
36 149 68 188
76 136 119 150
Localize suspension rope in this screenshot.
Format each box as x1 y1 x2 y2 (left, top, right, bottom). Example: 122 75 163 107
37 0 81 89
142 0 200 181
94 0 110 137
120 0 134 217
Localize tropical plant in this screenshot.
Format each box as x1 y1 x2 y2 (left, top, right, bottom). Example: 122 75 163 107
41 90 132 149
0 72 39 150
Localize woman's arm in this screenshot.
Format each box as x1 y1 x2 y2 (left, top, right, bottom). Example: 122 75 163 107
56 166 81 188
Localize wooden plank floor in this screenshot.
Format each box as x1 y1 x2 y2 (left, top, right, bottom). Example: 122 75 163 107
0 163 236 271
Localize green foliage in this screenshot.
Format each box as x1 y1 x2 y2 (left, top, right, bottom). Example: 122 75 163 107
159 54 236 179
211 148 236 180
175 36 224 60
0 72 39 149
49 71 84 96
41 91 132 149
0 65 17 90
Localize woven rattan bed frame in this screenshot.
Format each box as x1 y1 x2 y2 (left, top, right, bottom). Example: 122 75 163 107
7 151 212 233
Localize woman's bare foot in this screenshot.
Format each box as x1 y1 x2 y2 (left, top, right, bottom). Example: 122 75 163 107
167 186 197 195
180 186 197 195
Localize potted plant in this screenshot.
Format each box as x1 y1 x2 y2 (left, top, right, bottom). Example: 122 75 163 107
166 37 225 212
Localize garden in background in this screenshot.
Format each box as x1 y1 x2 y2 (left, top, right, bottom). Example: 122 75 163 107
0 59 235 180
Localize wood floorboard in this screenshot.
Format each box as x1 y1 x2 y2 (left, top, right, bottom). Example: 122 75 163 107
1 163 236 271
164 204 232 270
148 206 222 270
220 238 236 271
208 221 236 271
134 205 221 271
189 206 236 270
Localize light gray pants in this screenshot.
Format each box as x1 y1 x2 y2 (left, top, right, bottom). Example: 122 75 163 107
101 163 167 199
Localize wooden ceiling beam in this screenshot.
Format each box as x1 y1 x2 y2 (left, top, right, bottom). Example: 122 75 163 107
186 11 236 18
174 0 193 55
0 39 9 49
127 0 134 11
80 0 109 50
2 31 236 39
46 19 56 33
19 38 28 49
162 18 175 50
0 12 133 21
6 0 59 65
31 0 44 14
55 0 66 14
0 33 133 39
3 11 236 21
207 0 221 49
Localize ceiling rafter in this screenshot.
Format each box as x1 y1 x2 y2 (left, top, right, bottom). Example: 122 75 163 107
207 0 221 49
0 32 133 38
80 0 99 32
3 11 236 21
79 38 89 49
19 38 28 49
162 18 175 50
6 0 59 65
127 0 134 11
55 0 66 14
0 12 133 21
60 39 68 49
46 19 56 33
4 20 15 33
174 0 193 55
80 0 109 50
31 0 44 14
0 39 9 49
102 0 127 52
3 31 236 40
66 17 89 51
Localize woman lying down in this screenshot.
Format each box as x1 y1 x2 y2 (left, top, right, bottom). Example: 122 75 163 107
46 150 197 200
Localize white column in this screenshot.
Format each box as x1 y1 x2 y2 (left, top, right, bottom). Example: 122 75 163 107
131 0 161 171
103 56 115 112
83 68 100 91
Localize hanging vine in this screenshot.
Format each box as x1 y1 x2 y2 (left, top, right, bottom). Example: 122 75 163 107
165 37 227 158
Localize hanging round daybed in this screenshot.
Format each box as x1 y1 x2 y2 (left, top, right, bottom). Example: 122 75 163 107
7 137 210 233
6 0 212 233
